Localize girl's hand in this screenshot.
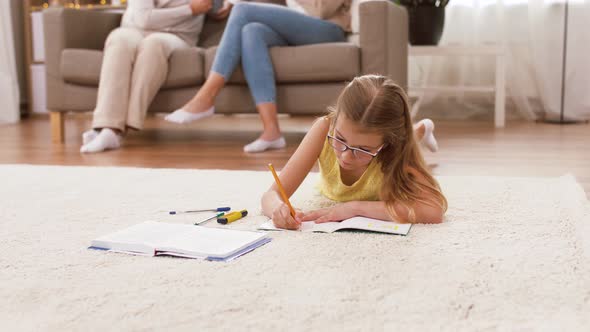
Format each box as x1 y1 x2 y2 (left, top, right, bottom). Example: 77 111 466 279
190 0 213 15
210 0 233 20
302 202 358 223
272 203 303 230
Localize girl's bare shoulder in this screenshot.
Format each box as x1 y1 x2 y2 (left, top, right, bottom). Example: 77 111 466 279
307 116 331 138
315 116 331 131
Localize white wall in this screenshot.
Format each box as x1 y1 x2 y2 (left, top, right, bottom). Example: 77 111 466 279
0 0 20 124
10 0 27 108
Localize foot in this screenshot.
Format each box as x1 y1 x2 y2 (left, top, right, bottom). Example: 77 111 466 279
82 129 99 145
164 106 215 124
418 119 438 153
243 136 286 153
80 128 121 153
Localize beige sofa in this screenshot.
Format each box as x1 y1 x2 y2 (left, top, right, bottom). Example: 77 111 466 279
43 0 408 143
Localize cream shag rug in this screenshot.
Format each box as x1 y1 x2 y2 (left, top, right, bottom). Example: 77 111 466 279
1 165 589 331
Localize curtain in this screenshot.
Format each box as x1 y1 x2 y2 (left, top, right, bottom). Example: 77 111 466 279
559 0 590 121
0 0 20 124
410 0 590 122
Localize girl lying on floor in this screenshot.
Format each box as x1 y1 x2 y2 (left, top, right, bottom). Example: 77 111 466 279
261 74 447 229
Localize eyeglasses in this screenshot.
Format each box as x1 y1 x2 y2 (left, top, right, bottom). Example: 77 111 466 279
327 134 383 162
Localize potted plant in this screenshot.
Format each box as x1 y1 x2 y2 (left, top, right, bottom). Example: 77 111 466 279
393 0 450 46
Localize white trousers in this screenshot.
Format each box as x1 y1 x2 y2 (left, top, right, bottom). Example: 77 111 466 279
92 27 188 130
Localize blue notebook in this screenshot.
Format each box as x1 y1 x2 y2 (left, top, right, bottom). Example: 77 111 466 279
90 221 270 261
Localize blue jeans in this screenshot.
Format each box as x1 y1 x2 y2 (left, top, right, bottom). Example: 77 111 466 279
210 2 346 105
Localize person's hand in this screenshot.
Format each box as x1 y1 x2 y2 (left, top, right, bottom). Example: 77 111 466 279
302 203 357 223
190 0 212 15
272 203 304 230
210 0 233 20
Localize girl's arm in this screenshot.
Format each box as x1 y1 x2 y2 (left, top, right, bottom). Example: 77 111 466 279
302 171 445 224
126 0 208 31
303 199 444 224
261 117 330 229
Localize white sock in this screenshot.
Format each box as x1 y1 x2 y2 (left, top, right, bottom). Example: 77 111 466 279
82 129 99 145
164 106 215 124
80 128 121 153
419 119 438 153
243 136 286 153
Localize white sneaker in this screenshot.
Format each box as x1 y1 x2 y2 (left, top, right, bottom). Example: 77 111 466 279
243 136 286 153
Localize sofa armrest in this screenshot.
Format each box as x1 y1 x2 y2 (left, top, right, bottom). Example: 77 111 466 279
43 8 121 111
358 0 408 91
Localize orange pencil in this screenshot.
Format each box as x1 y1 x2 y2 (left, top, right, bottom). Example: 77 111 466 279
268 163 296 218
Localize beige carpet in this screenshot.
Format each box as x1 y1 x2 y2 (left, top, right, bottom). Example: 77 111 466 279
1 165 589 331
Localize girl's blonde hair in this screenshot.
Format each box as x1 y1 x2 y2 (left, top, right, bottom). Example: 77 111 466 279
328 75 448 222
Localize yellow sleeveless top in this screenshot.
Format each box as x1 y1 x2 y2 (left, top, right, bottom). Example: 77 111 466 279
317 138 384 202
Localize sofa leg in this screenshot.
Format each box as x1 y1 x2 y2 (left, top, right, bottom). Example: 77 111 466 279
50 111 65 143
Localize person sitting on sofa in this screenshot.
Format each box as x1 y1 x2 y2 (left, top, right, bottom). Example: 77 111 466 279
81 0 225 153
164 0 352 153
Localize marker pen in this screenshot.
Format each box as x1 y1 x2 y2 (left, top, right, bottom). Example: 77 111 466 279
217 210 248 224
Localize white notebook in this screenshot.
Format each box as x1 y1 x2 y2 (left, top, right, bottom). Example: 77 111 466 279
259 216 412 236
90 221 271 261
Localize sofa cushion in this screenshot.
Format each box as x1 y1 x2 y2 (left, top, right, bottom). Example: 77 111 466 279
165 48 206 87
204 42 360 84
61 48 205 88
61 49 103 86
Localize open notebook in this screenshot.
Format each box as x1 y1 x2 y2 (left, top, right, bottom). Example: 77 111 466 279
259 216 412 236
90 221 271 261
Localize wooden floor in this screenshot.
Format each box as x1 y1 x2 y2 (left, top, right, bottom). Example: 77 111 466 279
2 114 589 195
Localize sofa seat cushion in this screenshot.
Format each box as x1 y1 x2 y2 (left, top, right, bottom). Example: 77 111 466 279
61 48 206 88
204 42 360 84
